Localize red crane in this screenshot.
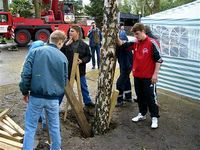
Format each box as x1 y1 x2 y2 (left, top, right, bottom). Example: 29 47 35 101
0 0 89 46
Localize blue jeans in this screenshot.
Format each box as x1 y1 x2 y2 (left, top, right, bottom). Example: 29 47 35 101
41 94 64 129
23 96 61 150
90 45 100 68
80 76 92 105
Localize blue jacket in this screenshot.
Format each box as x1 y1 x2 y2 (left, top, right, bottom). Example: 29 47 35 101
88 28 102 47
28 40 44 52
19 44 68 99
119 29 128 41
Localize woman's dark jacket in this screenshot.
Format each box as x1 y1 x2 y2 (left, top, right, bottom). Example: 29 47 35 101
61 39 91 77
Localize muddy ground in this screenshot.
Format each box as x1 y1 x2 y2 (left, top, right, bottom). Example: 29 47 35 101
0 47 200 150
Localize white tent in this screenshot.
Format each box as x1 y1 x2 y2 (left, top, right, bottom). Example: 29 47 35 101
141 0 200 100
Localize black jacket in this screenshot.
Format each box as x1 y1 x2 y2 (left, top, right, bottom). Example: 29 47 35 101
116 44 133 73
61 39 91 77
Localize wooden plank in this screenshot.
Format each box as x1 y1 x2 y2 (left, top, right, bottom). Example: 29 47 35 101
4 115 24 136
70 53 79 86
2 119 14 130
0 122 19 137
63 53 79 121
64 82 92 137
0 137 23 149
0 130 23 143
76 66 84 108
0 107 12 122
0 141 21 150
108 90 119 125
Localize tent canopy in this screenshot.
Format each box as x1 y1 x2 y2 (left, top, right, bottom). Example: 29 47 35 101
141 0 200 26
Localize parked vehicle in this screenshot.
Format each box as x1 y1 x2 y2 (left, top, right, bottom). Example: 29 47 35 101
0 0 90 46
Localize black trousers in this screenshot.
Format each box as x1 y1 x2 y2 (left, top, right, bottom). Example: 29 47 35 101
134 77 159 118
116 70 132 102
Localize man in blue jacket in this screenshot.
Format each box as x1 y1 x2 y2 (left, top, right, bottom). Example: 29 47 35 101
87 22 102 69
19 30 68 150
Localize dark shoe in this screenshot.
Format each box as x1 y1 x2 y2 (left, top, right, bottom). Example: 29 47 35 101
134 98 138 103
85 102 95 107
116 101 123 107
92 66 95 69
38 116 42 123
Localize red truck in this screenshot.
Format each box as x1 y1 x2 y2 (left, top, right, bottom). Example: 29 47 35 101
0 0 91 46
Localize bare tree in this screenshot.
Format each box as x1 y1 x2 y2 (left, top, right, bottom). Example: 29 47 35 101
93 0 119 134
33 0 42 18
3 0 9 12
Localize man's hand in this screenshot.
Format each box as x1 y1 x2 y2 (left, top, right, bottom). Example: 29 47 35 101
77 58 82 64
66 38 73 46
23 95 29 103
151 73 158 84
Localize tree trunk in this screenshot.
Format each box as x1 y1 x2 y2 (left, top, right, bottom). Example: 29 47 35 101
3 0 9 12
152 0 160 13
93 0 118 135
34 0 41 18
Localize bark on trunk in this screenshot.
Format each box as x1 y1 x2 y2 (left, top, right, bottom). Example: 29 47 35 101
3 0 9 12
93 0 118 135
34 0 41 18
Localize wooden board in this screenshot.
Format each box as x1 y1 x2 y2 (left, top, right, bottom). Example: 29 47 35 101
2 119 14 130
63 53 79 121
0 130 23 143
0 137 22 149
76 66 84 108
70 53 79 86
0 108 12 122
0 122 19 137
4 115 24 136
0 141 21 150
108 90 119 125
64 82 91 137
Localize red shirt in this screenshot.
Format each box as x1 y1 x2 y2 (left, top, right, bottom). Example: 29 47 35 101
126 36 162 78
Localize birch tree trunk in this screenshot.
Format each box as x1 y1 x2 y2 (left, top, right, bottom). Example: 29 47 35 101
93 0 118 135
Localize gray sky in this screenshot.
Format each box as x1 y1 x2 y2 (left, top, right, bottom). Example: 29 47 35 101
83 0 90 5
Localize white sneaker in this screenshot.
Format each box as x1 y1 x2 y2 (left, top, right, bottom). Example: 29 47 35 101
132 113 146 122
151 117 158 129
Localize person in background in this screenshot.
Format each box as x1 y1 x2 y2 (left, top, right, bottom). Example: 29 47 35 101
87 21 102 69
61 25 95 107
145 25 158 40
19 30 68 150
117 23 163 129
116 23 133 107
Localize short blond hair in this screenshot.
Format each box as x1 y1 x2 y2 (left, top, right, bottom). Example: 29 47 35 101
49 30 66 44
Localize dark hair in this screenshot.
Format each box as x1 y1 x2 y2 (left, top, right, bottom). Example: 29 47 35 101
119 22 124 26
131 23 145 32
70 25 85 39
145 25 158 39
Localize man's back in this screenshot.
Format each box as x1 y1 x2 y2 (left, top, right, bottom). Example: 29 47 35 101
20 44 68 99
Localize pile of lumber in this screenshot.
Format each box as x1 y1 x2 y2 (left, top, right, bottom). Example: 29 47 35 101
0 108 24 150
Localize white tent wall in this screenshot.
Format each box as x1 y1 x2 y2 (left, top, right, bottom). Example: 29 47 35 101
141 1 200 100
